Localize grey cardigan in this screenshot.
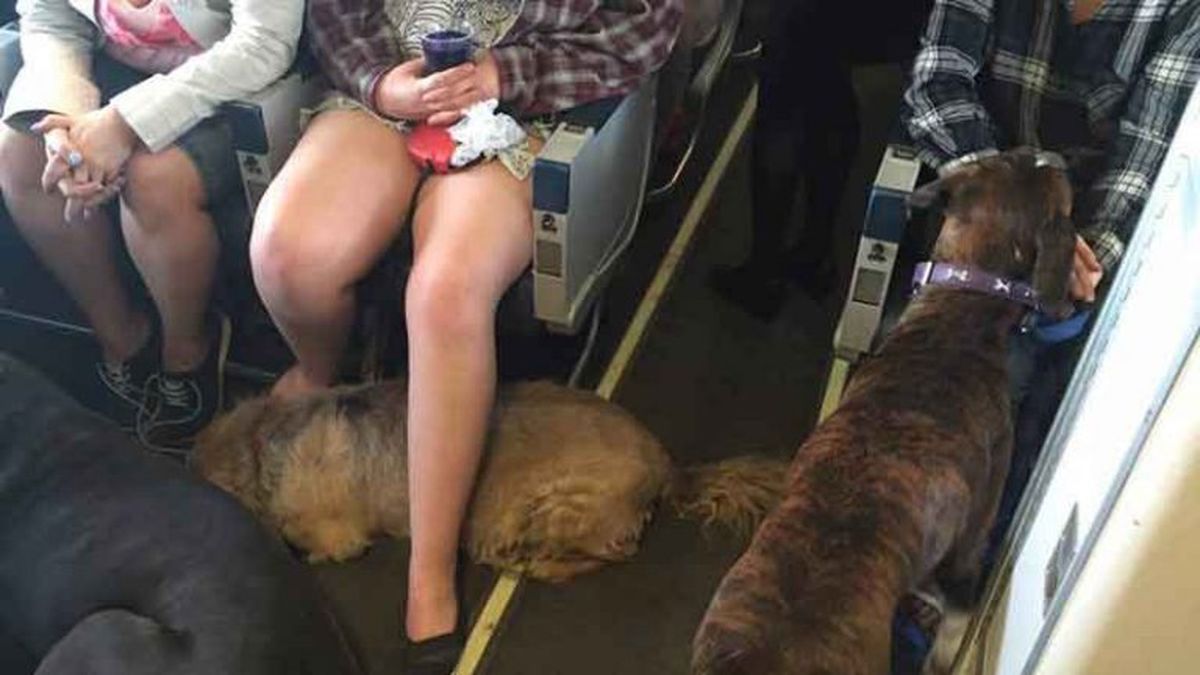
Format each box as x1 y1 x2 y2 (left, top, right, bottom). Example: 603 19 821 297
3 0 302 152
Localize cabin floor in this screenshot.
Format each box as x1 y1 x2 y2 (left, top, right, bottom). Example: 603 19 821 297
468 63 904 675
0 57 906 673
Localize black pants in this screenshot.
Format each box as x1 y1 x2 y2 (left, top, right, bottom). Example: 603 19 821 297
747 0 934 273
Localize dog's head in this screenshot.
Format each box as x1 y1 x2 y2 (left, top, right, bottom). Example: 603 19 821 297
912 149 1077 318
192 395 275 515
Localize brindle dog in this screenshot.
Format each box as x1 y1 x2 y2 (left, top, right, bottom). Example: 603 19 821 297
692 149 1077 675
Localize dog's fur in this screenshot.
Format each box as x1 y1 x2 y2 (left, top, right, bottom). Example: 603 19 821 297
0 354 360 675
691 150 1077 675
194 380 786 582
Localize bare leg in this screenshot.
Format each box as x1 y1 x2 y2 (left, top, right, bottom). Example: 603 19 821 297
0 127 149 362
404 158 534 639
251 110 422 399
119 148 219 372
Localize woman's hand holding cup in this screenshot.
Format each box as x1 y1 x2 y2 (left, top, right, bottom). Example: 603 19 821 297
374 29 500 126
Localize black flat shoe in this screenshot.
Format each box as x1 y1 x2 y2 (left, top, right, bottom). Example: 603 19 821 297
709 262 789 321
404 554 469 675
404 630 466 675
789 260 837 300
783 248 838 300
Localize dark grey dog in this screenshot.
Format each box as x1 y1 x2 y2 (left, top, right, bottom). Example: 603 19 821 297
0 353 360 675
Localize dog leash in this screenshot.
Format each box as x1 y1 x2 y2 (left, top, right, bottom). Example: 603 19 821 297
911 261 1092 343
1019 307 1093 344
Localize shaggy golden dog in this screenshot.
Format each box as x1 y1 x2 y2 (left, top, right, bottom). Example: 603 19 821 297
193 380 785 582
691 149 1078 674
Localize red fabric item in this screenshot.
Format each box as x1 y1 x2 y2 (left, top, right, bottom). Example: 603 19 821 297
407 123 457 174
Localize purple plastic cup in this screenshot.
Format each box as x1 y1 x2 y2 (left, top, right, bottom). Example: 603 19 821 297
421 30 475 74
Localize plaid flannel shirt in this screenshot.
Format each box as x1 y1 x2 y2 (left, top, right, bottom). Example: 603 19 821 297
901 0 1200 272
307 0 682 117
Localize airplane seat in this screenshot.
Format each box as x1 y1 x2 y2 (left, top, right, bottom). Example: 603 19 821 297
832 138 941 365
0 19 16 101
817 133 938 417
649 0 744 201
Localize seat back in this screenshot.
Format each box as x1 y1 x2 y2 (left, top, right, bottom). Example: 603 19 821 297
833 143 924 361
649 0 743 200
0 20 18 105
532 78 657 333
221 49 325 217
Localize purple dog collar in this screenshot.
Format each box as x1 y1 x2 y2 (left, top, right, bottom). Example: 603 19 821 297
911 261 1041 311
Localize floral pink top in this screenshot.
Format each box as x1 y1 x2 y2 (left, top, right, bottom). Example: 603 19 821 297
96 0 203 73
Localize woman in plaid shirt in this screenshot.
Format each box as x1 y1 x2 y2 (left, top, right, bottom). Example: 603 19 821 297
250 0 680 670
902 0 1200 302
897 2 1200 650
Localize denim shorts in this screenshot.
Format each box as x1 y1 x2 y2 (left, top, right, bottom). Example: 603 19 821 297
92 53 240 205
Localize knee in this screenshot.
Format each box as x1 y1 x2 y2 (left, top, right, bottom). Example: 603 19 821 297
249 222 310 314
121 150 205 223
405 255 495 341
250 201 335 315
0 127 47 198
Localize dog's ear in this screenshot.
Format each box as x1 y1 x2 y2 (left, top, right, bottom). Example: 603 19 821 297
1033 211 1077 320
910 162 983 212
909 176 951 211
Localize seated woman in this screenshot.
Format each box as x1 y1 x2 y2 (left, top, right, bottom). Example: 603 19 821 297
902 0 1200 464
250 0 686 667
904 0 1200 305
250 0 680 670
0 0 303 449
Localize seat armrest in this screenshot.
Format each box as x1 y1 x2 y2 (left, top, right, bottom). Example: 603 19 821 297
531 76 658 334
832 143 923 360
220 63 325 214
647 0 743 201
0 20 21 107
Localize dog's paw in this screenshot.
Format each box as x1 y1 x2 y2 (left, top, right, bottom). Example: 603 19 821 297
308 538 370 564
286 519 371 564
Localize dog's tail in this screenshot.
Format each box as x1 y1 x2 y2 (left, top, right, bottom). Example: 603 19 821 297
665 455 789 536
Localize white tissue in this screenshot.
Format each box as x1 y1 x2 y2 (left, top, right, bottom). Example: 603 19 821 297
448 99 527 168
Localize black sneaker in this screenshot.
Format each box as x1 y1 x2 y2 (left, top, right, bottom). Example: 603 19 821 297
95 329 160 431
784 247 838 300
137 314 231 452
